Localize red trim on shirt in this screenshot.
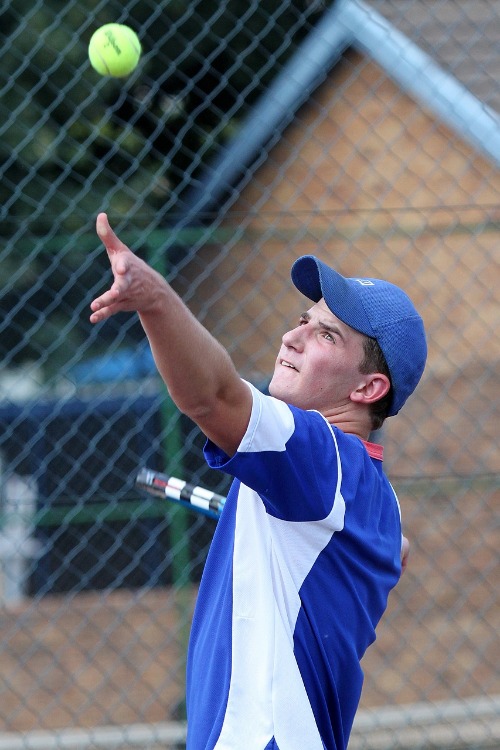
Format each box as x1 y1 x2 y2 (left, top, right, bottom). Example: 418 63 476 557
362 440 384 461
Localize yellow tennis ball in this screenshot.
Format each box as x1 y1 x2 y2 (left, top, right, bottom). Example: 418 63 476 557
88 24 141 78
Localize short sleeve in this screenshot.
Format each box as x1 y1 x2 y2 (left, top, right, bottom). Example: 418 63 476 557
204 382 343 522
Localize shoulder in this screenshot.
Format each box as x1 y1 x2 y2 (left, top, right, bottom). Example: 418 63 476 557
241 384 340 456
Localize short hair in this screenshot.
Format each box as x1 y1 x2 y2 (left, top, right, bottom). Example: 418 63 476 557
359 336 393 432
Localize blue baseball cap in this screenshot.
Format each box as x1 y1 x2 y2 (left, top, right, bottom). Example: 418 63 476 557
291 255 427 416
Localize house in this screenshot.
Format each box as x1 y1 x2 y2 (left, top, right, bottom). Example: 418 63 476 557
175 0 500 477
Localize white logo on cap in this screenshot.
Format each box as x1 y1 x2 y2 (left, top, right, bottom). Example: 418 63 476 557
354 279 375 286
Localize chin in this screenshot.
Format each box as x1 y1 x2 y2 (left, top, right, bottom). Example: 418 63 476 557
268 379 278 397
268 380 296 407
268 377 285 400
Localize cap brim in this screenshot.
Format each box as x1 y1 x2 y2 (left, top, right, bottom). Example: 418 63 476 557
291 255 375 337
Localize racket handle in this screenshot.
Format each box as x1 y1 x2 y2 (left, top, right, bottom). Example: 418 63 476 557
135 467 226 519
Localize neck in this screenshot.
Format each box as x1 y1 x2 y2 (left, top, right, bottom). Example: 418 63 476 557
323 404 373 441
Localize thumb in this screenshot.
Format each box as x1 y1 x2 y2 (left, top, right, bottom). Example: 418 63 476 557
96 213 129 256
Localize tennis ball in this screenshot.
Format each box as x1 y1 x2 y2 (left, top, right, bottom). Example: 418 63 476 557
88 24 141 78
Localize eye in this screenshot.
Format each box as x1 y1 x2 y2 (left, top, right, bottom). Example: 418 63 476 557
322 330 336 343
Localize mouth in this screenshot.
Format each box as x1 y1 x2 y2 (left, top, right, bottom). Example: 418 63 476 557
280 359 298 371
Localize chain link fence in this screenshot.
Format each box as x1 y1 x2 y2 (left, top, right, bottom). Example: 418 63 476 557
0 0 498 747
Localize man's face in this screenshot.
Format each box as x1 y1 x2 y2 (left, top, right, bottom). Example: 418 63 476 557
268 298 368 415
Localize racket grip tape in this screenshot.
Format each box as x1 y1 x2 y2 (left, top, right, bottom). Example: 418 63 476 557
135 467 226 518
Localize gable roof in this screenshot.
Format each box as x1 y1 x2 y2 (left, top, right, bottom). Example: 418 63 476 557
175 0 500 228
371 0 500 113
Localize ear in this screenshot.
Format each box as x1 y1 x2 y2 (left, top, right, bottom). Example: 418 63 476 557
350 372 391 406
401 536 410 575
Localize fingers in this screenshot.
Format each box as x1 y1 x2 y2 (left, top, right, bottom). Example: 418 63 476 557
90 258 132 322
90 213 133 324
91 213 164 324
89 287 121 323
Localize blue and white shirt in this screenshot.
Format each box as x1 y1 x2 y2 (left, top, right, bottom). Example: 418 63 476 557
186 382 402 750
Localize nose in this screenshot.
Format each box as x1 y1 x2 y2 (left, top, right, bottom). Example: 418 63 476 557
282 324 304 350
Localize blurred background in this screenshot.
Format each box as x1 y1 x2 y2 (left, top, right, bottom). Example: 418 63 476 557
0 0 498 747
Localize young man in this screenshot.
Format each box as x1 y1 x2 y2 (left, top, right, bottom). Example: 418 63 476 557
90 213 426 750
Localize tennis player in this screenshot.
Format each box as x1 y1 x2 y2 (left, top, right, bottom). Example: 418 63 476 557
90 212 426 750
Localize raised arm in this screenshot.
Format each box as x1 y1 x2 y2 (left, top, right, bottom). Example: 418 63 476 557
90 213 252 456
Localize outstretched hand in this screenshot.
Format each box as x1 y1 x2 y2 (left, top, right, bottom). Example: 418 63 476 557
90 213 165 323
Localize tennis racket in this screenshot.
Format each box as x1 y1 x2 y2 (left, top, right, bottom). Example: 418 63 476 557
135 467 226 519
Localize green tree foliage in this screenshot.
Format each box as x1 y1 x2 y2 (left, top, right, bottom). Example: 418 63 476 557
0 0 320 372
